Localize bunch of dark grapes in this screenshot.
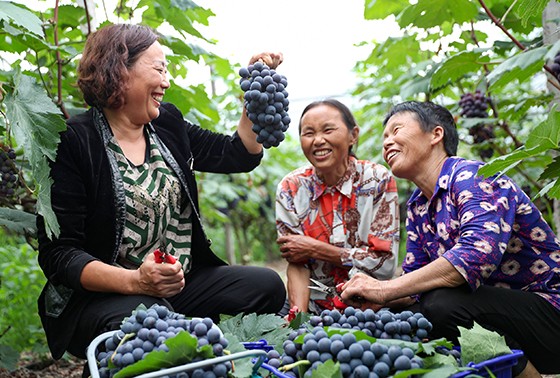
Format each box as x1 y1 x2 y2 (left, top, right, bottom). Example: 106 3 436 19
277 326 424 378
550 51 560 80
458 90 490 118
95 304 231 378
239 61 291 149
308 306 433 342
0 143 19 200
458 91 495 159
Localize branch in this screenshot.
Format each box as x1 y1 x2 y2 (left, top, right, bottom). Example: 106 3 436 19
478 0 526 51
53 0 70 119
82 0 92 35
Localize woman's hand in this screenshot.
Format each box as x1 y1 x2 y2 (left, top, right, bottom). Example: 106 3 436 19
277 234 318 263
248 52 283 69
136 252 185 297
340 273 388 310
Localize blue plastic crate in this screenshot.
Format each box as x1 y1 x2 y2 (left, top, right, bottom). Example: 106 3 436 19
451 349 524 378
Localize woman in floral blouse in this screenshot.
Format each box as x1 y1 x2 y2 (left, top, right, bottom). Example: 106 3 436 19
341 101 560 377
276 98 400 315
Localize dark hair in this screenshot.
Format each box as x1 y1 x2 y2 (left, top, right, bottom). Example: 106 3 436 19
383 101 459 156
299 98 359 156
77 24 159 109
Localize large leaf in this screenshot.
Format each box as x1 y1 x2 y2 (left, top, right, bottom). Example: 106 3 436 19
517 0 549 27
539 154 560 181
431 50 489 90
0 207 36 234
457 322 512 364
398 0 479 29
479 106 560 177
364 0 410 20
486 46 549 91
4 72 66 238
218 313 290 344
0 1 43 36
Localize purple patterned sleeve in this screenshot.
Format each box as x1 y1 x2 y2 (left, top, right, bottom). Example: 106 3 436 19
442 165 517 289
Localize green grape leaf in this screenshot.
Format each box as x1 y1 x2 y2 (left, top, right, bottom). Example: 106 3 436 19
422 352 459 369
0 1 43 36
536 179 560 199
398 0 478 29
114 330 213 378
457 322 512 365
487 46 549 91
218 313 290 345
539 154 560 181
0 207 36 234
4 72 66 238
311 359 342 378
525 106 560 149
219 333 255 378
479 107 560 178
364 0 410 20
517 0 549 27
431 51 489 90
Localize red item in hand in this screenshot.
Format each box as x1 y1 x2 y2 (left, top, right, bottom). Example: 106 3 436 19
286 306 300 322
153 249 177 264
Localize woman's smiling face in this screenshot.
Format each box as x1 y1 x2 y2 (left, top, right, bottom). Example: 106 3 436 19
123 41 170 124
382 111 435 181
299 104 358 185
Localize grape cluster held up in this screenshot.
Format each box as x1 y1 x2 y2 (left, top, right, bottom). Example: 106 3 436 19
95 304 231 378
239 61 290 148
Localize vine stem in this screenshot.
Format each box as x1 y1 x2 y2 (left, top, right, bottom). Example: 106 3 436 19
53 0 69 119
478 0 526 51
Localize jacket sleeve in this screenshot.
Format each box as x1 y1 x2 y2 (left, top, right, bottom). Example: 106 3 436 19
159 103 263 174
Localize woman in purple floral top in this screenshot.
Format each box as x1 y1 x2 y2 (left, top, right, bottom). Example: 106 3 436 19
341 101 560 377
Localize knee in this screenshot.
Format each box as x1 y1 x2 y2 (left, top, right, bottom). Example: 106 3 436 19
419 287 471 340
250 267 287 313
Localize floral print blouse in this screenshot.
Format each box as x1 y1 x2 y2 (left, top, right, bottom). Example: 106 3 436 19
276 157 400 312
404 157 560 310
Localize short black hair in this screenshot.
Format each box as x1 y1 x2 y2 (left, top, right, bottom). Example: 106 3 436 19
383 101 459 156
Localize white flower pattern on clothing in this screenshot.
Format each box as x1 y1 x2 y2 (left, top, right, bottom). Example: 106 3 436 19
403 157 560 311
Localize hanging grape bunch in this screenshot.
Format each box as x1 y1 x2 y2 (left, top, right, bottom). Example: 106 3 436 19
458 90 495 159
550 51 560 80
0 142 19 201
239 61 291 148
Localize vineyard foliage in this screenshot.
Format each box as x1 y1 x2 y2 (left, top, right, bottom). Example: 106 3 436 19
354 0 560 223
0 0 559 361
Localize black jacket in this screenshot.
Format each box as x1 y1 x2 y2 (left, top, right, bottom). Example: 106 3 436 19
36 102 263 359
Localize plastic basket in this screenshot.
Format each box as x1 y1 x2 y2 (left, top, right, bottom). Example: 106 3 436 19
451 349 524 378
86 330 269 378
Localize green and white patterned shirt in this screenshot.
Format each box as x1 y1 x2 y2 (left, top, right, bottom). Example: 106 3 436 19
108 128 193 272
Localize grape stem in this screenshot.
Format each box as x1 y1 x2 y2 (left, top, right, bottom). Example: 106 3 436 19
279 359 311 372
109 332 137 364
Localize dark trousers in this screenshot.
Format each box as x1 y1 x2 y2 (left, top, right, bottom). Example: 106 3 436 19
408 285 560 375
69 264 286 361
